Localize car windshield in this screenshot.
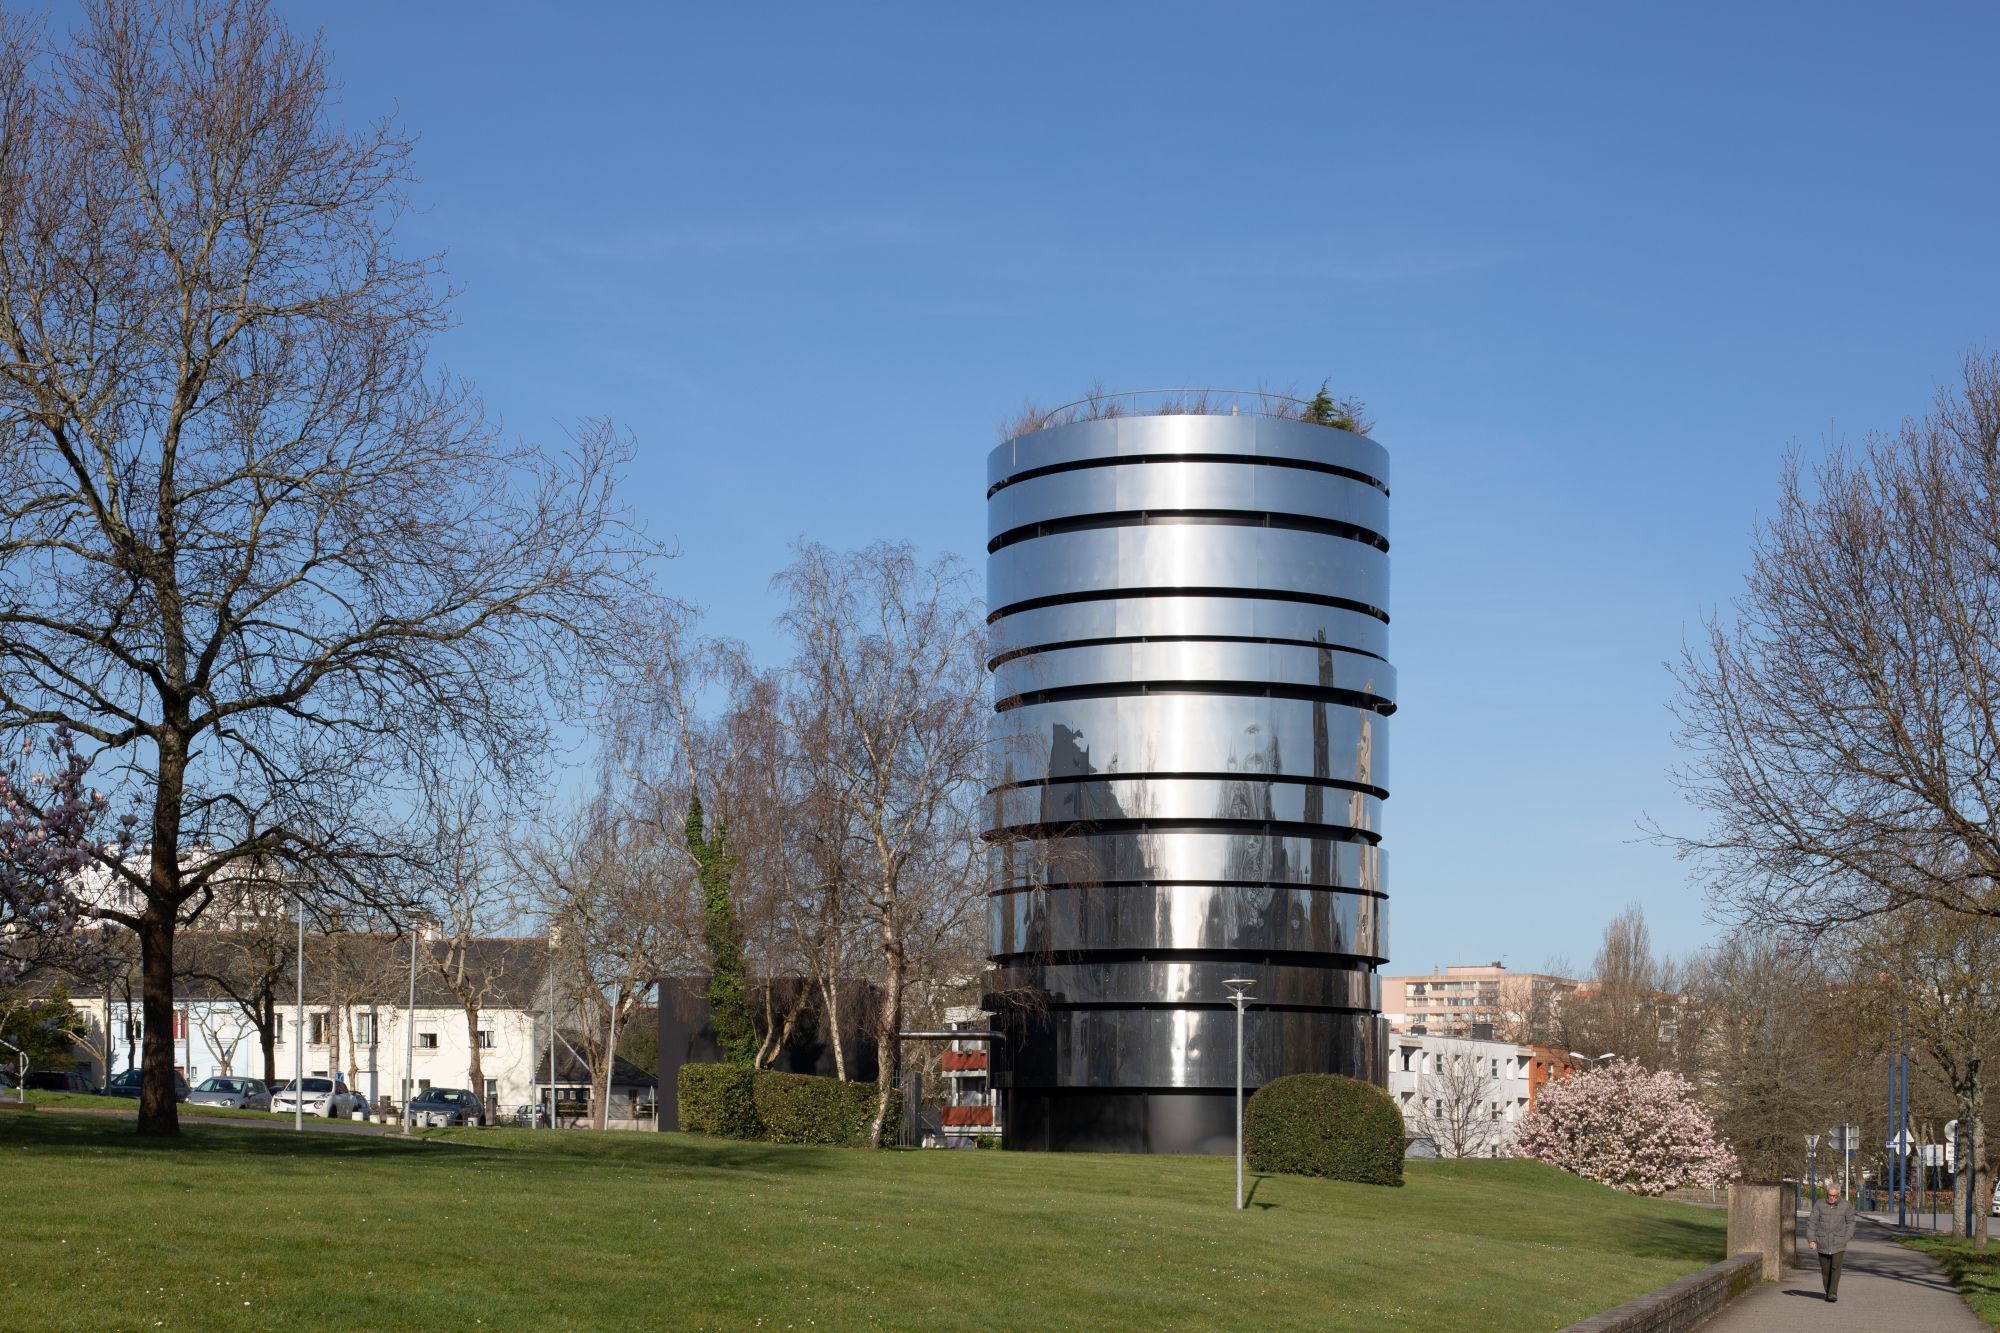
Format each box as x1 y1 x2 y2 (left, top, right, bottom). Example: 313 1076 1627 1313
111 1070 141 1086
196 1078 239 1092
277 1079 333 1093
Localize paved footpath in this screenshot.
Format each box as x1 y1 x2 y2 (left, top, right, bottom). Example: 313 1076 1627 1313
1704 1216 1984 1330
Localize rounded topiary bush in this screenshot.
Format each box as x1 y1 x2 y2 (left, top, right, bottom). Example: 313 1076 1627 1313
1244 1073 1405 1185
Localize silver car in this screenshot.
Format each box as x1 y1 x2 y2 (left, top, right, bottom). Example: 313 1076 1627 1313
270 1075 367 1118
189 1076 271 1110
409 1087 485 1127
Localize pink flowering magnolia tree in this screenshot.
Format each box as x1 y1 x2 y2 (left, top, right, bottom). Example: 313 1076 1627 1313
0 727 128 987
1515 1059 1737 1195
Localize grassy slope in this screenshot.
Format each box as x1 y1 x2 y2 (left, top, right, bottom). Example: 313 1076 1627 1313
1 1113 1723 1332
1902 1236 2000 1326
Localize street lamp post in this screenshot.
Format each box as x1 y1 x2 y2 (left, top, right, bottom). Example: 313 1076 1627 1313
1806 1133 1820 1206
1224 978 1255 1211
401 925 417 1135
293 893 304 1133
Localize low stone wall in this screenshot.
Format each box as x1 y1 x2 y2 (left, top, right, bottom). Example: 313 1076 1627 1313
1559 1254 1761 1333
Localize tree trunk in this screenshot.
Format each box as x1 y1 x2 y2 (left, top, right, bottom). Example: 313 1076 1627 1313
137 899 179 1136
464 1002 485 1121
258 989 277 1084
868 918 904 1149
598 989 620 1131
822 973 847 1081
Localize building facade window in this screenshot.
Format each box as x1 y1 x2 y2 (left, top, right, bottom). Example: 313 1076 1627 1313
354 1013 374 1046
477 1028 495 1050
416 1032 439 1050
308 1012 332 1046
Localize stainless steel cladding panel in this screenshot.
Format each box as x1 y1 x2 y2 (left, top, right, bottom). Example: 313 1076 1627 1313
983 410 1394 1153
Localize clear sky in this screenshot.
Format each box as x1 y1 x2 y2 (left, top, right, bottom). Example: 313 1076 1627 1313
261 1 2000 975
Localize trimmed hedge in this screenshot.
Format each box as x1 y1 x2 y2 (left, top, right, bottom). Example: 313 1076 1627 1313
754 1069 896 1146
678 1063 897 1146
1244 1073 1405 1186
678 1063 760 1139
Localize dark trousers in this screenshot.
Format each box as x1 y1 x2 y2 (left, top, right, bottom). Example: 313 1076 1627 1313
1818 1250 1844 1297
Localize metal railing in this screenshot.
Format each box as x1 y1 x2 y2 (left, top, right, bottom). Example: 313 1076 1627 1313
1002 387 1366 440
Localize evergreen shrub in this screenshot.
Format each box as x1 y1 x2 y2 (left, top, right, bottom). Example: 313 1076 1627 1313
1244 1073 1405 1185
753 1069 895 1145
677 1062 760 1139
677 1063 897 1146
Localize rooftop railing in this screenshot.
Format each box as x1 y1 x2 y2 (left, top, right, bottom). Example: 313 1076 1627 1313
1000 387 1371 441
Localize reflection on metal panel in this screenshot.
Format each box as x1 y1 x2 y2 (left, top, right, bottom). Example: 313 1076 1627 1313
984 411 1393 1152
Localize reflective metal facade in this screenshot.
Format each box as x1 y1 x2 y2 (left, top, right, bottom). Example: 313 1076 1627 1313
983 412 1392 1153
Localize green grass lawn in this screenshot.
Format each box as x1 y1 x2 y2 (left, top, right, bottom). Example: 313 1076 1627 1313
0 1111 1725 1332
11 1090 285 1120
1902 1236 2000 1326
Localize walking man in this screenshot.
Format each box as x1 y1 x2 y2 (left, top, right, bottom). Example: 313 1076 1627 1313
1807 1183 1857 1302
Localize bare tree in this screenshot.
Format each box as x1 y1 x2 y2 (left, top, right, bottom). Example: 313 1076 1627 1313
0 2 656 1133
1665 352 2000 930
1847 909 2000 1246
775 542 990 1147
1678 931 1842 1181
416 787 523 1105
520 798 693 1130
1564 905 1681 1071
1406 1040 1504 1159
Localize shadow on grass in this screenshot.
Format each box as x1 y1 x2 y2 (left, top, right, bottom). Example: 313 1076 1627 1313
1 1111 841 1177
1587 1211 1729 1264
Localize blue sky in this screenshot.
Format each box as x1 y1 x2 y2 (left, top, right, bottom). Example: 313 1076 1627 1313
271 2 2000 974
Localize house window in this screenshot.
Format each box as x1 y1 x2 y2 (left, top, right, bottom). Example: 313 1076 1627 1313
355 1013 375 1046
172 1010 187 1040
477 1029 495 1050
417 1032 439 1050
1490 1059 1499 1077
484 1078 498 1107
308 1012 332 1047
418 1078 431 1092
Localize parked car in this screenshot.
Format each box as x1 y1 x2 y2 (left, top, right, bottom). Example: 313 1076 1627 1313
189 1076 271 1110
409 1087 484 1127
270 1075 367 1118
511 1103 547 1128
24 1070 97 1094
102 1068 191 1101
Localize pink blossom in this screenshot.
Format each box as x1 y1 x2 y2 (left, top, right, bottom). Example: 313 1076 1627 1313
1515 1059 1737 1195
0 726 128 985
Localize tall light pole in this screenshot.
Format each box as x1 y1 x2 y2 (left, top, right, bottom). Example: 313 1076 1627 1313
293 893 305 1133
401 925 418 1135
1224 978 1255 1211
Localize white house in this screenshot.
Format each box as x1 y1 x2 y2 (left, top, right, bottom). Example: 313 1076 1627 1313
1386 1030 1535 1158
58 934 561 1117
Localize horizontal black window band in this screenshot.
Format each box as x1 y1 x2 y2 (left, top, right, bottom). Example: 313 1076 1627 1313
984 817 1386 843
995 948 1378 968
989 585 1389 626
987 452 1389 500
989 881 1387 900
987 510 1388 556
995 679 1394 715
990 632 1387 669
990 770 1383 797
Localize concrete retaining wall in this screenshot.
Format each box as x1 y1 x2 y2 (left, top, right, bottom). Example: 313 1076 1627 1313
1559 1254 1761 1333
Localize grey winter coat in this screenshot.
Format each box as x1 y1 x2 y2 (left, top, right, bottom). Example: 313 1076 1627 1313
1808 1197 1856 1254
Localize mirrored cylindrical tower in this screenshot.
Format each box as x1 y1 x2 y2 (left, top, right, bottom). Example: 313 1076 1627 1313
983 404 1393 1153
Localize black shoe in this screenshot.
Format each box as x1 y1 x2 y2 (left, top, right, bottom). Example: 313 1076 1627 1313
1830 1296 1838 1303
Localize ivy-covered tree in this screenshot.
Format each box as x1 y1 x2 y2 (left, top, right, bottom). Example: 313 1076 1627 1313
687 795 757 1066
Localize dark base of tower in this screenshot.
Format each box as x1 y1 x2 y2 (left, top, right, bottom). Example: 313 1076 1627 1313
1001 1089 1253 1154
